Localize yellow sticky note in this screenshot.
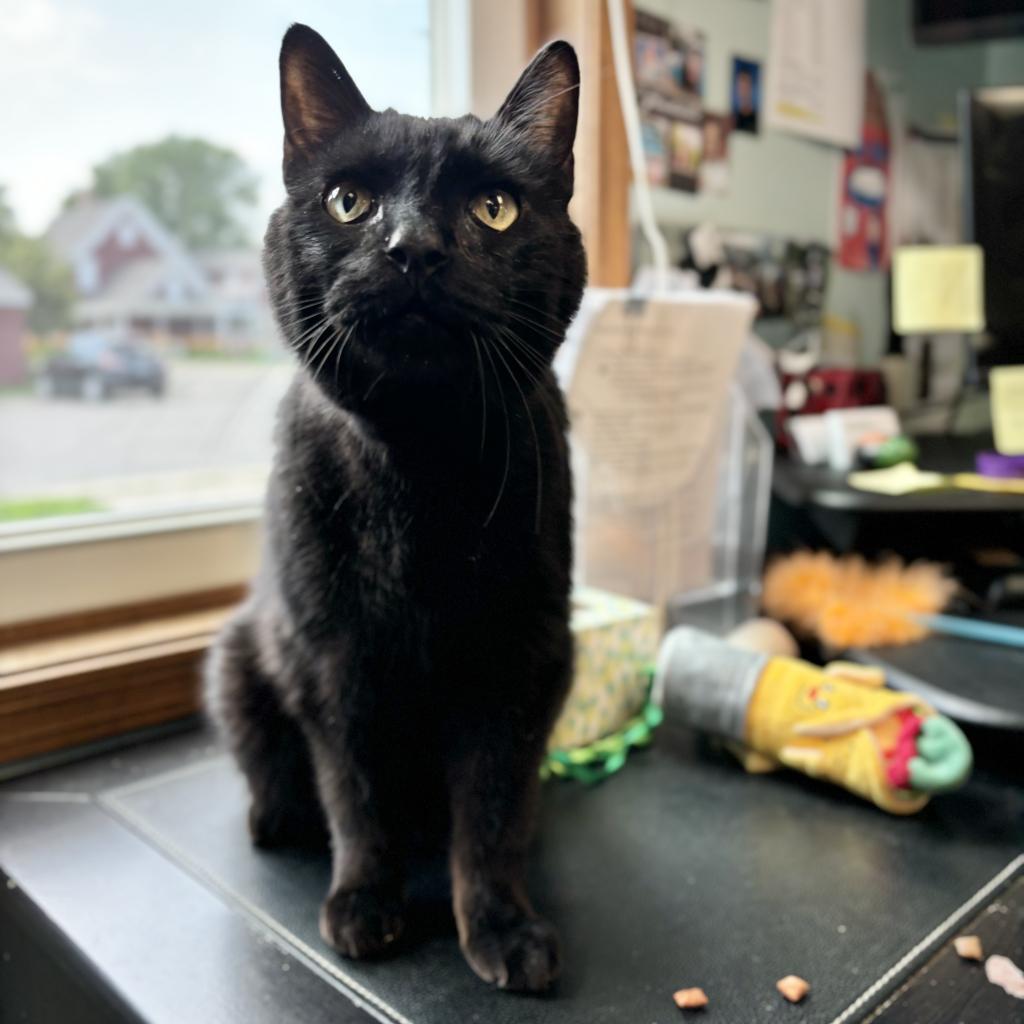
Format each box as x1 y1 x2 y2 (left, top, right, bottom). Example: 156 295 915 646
991 366 1024 455
892 245 985 334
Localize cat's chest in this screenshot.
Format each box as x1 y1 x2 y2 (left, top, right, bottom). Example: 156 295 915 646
339 473 529 602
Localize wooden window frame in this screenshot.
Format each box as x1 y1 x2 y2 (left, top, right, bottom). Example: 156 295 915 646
0 516 259 768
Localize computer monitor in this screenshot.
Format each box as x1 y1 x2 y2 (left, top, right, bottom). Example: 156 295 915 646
961 87 1024 368
915 1 1024 45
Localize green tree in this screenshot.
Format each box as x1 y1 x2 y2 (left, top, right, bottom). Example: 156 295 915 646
86 135 259 250
0 186 75 334
0 186 17 244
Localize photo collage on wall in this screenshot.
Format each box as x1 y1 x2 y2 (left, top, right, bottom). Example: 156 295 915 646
635 10 706 192
635 10 755 197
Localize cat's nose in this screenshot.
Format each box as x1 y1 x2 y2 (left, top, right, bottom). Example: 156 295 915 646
385 225 448 279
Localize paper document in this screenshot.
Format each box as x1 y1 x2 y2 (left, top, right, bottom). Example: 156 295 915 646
562 291 756 604
991 367 1024 456
764 0 865 148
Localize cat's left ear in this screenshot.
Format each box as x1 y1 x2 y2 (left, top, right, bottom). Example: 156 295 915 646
493 41 579 166
279 24 371 162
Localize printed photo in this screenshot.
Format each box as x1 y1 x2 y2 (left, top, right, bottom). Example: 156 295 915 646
699 112 732 196
731 56 761 134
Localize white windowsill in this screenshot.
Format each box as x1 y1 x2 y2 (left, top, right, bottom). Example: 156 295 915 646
0 501 264 555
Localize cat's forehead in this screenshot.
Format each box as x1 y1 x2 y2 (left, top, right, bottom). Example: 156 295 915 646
339 109 528 189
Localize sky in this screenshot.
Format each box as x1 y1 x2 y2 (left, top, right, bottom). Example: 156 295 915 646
0 0 431 237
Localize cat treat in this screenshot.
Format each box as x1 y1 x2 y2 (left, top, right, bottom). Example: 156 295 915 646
776 975 811 1003
953 935 984 961
672 987 709 1010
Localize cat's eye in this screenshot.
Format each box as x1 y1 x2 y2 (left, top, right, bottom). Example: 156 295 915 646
470 190 519 232
324 183 375 225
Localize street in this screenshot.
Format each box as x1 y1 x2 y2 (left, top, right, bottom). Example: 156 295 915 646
0 361 295 508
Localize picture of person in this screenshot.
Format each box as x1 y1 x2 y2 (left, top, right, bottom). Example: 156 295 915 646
682 44 704 96
669 120 702 192
634 10 706 190
699 113 731 196
731 56 761 134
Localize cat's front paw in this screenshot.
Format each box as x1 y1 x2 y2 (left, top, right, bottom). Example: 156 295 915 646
319 887 406 959
461 915 561 993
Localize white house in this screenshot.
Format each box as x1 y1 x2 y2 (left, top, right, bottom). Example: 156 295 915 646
45 196 276 352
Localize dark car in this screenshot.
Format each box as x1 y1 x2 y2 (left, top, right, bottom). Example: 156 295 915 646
37 332 166 401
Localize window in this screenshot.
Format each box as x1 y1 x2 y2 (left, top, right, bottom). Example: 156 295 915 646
0 0 432 535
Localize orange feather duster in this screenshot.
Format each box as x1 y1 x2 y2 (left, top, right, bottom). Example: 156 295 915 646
762 551 957 649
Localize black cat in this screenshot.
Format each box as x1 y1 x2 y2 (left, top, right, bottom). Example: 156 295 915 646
206 23 585 993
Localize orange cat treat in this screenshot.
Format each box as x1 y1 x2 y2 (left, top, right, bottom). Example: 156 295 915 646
776 975 810 1003
954 935 984 961
673 987 709 1010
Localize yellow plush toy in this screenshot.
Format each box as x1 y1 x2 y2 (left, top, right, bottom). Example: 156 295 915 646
654 626 972 815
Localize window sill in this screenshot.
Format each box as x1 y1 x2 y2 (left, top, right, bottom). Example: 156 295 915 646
0 589 241 766
0 500 263 554
0 506 261 630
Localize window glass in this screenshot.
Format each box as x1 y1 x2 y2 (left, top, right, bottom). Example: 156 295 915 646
0 0 431 526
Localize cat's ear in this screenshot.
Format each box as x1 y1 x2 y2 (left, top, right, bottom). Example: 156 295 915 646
493 41 579 165
279 24 370 161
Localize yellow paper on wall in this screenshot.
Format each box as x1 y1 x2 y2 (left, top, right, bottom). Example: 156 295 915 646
991 366 1024 455
892 245 984 335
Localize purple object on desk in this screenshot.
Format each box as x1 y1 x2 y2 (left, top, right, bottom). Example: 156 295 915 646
976 451 1024 478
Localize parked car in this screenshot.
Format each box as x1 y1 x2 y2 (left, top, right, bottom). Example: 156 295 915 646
36 332 166 401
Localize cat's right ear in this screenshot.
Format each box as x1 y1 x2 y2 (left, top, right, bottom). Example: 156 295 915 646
279 24 370 163
493 41 580 168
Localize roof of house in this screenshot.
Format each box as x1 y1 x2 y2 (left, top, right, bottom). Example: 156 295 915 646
46 194 207 296
0 267 33 310
75 255 217 322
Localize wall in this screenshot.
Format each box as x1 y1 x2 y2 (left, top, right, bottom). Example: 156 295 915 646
637 0 840 246
868 0 1024 134
635 0 1024 364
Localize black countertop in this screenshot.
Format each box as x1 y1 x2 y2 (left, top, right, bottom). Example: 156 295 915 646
2 723 1022 1024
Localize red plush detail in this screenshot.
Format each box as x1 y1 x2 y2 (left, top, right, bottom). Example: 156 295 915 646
885 709 923 789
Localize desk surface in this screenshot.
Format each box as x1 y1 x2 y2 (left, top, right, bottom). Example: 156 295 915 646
852 613 1024 731
773 434 1024 513
2 726 1022 1024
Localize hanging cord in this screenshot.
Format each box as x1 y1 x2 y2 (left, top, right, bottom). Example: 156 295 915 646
605 0 671 295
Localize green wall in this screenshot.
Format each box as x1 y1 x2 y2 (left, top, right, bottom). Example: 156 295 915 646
637 0 840 244
636 0 1024 364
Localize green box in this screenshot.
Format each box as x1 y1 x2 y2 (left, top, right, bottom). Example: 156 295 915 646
548 588 661 751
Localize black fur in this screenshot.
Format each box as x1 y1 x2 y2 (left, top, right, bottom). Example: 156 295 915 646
205 24 585 993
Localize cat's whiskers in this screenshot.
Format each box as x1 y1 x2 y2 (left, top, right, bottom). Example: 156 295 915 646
312 324 344 383
493 328 545 386
334 321 356 392
496 325 567 449
289 315 331 360
363 368 387 401
488 331 544 534
302 320 339 378
504 308 564 342
478 337 511 529
494 326 549 381
469 331 488 457
279 296 328 330
505 296 565 328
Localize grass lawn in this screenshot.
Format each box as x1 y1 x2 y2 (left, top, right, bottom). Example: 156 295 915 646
0 495 107 522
